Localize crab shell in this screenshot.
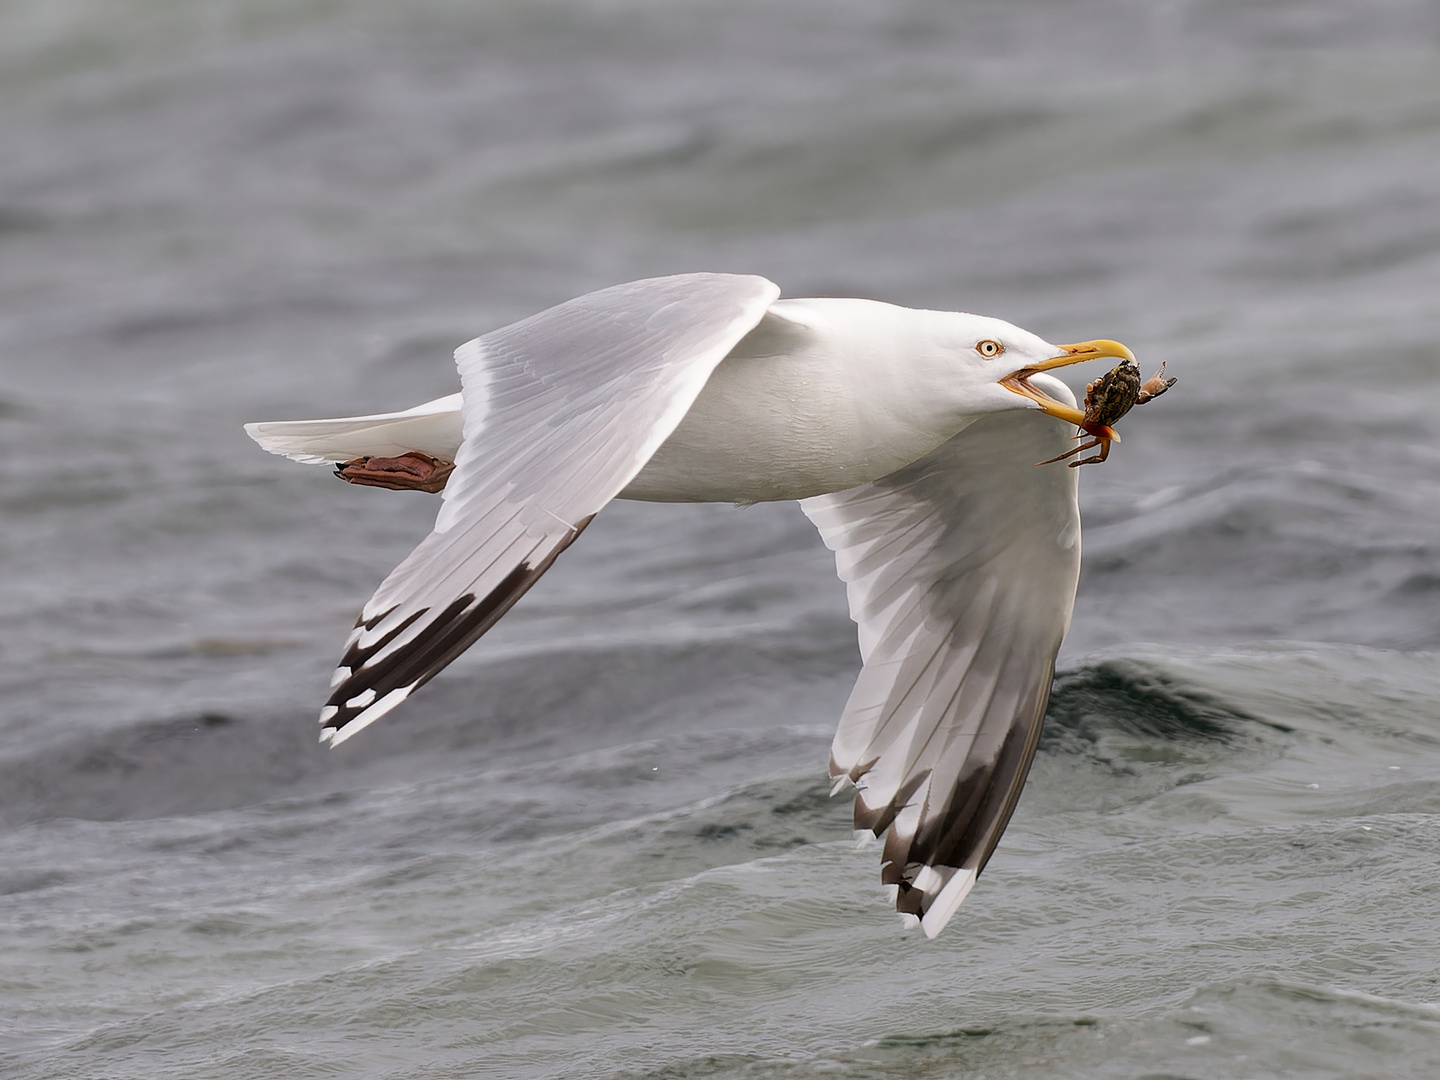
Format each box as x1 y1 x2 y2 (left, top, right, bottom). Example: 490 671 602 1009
1081 358 1143 430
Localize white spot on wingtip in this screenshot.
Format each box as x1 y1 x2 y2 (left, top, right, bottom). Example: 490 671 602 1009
324 724 357 747
319 705 338 724
912 865 944 893
346 688 378 709
320 686 415 749
920 868 977 939
329 667 351 689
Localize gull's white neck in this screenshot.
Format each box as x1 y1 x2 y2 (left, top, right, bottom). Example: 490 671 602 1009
621 298 992 504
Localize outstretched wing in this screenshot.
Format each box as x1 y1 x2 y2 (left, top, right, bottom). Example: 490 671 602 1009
801 391 1081 937
321 273 781 745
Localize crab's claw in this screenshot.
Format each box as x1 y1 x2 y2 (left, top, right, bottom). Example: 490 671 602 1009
1139 362 1178 403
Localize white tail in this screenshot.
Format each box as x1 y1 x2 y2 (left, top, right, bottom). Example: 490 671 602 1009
244 393 465 465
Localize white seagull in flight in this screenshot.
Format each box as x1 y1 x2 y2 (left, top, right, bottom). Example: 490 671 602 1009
246 273 1151 937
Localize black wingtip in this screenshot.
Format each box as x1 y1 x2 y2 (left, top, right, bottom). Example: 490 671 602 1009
319 514 599 744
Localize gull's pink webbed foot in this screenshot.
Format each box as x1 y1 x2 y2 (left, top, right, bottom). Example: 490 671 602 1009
334 452 455 493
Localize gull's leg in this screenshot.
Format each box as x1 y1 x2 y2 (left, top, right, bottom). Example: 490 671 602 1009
334 452 455 493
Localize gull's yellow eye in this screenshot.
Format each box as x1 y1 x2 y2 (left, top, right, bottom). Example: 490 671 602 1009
976 339 1004 358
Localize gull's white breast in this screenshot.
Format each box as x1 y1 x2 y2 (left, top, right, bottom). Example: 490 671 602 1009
621 298 982 504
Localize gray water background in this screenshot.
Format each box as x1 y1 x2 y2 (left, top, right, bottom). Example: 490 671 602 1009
4 1 1440 1076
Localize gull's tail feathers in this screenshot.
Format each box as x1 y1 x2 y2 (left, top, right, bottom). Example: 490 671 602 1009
244 393 465 465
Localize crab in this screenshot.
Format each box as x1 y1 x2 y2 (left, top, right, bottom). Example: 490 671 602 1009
1038 359 1176 468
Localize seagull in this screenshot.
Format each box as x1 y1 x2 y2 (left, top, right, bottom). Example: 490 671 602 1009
245 273 1139 937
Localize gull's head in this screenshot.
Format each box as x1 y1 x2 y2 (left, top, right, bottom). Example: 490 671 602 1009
942 313 1135 427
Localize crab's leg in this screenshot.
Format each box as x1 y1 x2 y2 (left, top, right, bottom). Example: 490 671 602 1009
1036 437 1103 467
1068 439 1113 468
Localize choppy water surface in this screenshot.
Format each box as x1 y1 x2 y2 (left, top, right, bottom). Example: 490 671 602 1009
4 1 1440 1076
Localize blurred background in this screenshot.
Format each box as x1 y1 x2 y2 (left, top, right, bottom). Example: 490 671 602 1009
4 1 1440 1077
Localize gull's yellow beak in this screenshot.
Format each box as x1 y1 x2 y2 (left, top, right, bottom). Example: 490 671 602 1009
999 339 1136 427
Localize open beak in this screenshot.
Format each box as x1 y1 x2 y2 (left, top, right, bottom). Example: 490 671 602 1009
999 339 1136 427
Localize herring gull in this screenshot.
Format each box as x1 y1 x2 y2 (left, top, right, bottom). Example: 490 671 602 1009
245 272 1149 937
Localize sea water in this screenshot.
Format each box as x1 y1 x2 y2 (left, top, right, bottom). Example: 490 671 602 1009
4 1 1440 1076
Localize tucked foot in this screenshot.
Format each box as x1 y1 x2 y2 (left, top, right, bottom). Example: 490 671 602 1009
334 452 455 492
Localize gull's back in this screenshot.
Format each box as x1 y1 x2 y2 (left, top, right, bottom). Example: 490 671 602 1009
621 298 990 504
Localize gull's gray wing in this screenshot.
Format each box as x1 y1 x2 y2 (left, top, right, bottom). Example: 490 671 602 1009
801 392 1081 936
321 273 781 744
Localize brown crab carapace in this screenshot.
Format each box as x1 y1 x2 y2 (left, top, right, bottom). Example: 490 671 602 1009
1036 358 1176 468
